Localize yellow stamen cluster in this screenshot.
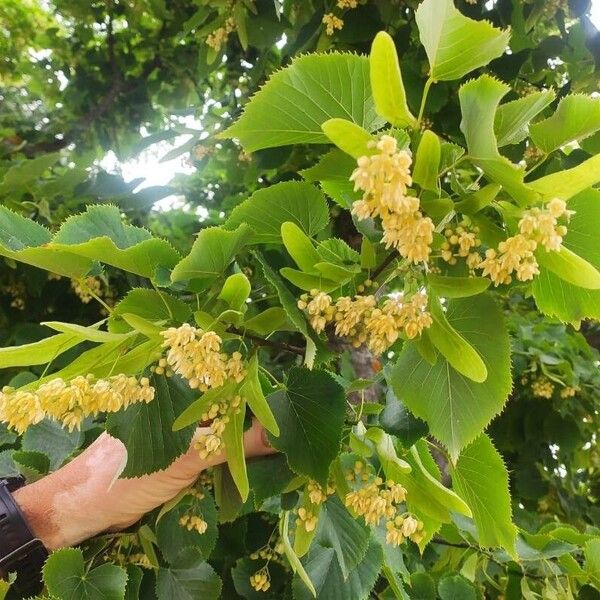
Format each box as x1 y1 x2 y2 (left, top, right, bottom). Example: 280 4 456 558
350 136 434 264
297 290 335 334
71 276 102 304
322 13 344 35
385 514 425 547
441 222 482 271
531 377 554 399
179 514 208 534
478 198 572 286
307 481 335 505
518 198 573 251
161 324 246 392
345 461 407 526
0 375 154 434
194 395 243 459
297 507 318 532
560 386 578 399
337 0 358 7
249 567 271 592
299 290 432 353
206 17 236 51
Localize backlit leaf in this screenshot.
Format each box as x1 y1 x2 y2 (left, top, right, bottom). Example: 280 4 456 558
530 94 600 153
222 53 384 151
225 182 329 244
416 0 510 81
370 31 416 127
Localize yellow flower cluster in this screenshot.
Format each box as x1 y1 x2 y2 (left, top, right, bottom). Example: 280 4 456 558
179 514 208 534
249 567 271 592
345 462 407 525
299 289 432 354
532 377 554 399
297 291 335 334
108 550 152 569
161 324 246 392
322 13 344 35
128 553 152 569
560 386 578 399
351 135 434 264
0 375 154 434
297 507 318 532
345 461 425 546
194 395 243 459
307 480 335 505
206 17 236 51
441 222 482 271
71 276 102 304
478 198 572 286
337 0 358 7
250 540 284 561
385 514 425 547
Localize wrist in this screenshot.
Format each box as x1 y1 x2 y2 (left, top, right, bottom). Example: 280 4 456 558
12 434 126 550
12 474 100 551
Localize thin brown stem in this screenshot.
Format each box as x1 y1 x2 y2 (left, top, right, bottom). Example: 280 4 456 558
227 327 305 356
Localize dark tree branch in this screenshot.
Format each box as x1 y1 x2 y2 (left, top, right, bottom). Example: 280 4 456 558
431 537 549 581
371 250 399 280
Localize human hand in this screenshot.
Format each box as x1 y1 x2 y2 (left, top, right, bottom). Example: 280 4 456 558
13 420 273 550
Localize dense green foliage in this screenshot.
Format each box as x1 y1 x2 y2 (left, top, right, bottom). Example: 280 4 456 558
2 1 600 599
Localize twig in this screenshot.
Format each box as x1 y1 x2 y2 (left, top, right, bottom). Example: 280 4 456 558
227 327 305 356
431 537 548 581
371 250 399 280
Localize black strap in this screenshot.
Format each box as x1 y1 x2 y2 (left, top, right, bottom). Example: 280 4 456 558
0 480 48 598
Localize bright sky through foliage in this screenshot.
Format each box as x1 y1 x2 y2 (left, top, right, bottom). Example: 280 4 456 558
102 1 600 211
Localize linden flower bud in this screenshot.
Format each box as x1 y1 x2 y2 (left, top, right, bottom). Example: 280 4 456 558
322 12 343 35
249 568 271 592
560 386 578 399
532 377 554 399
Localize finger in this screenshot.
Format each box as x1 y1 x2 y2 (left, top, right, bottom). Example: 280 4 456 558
165 419 276 484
